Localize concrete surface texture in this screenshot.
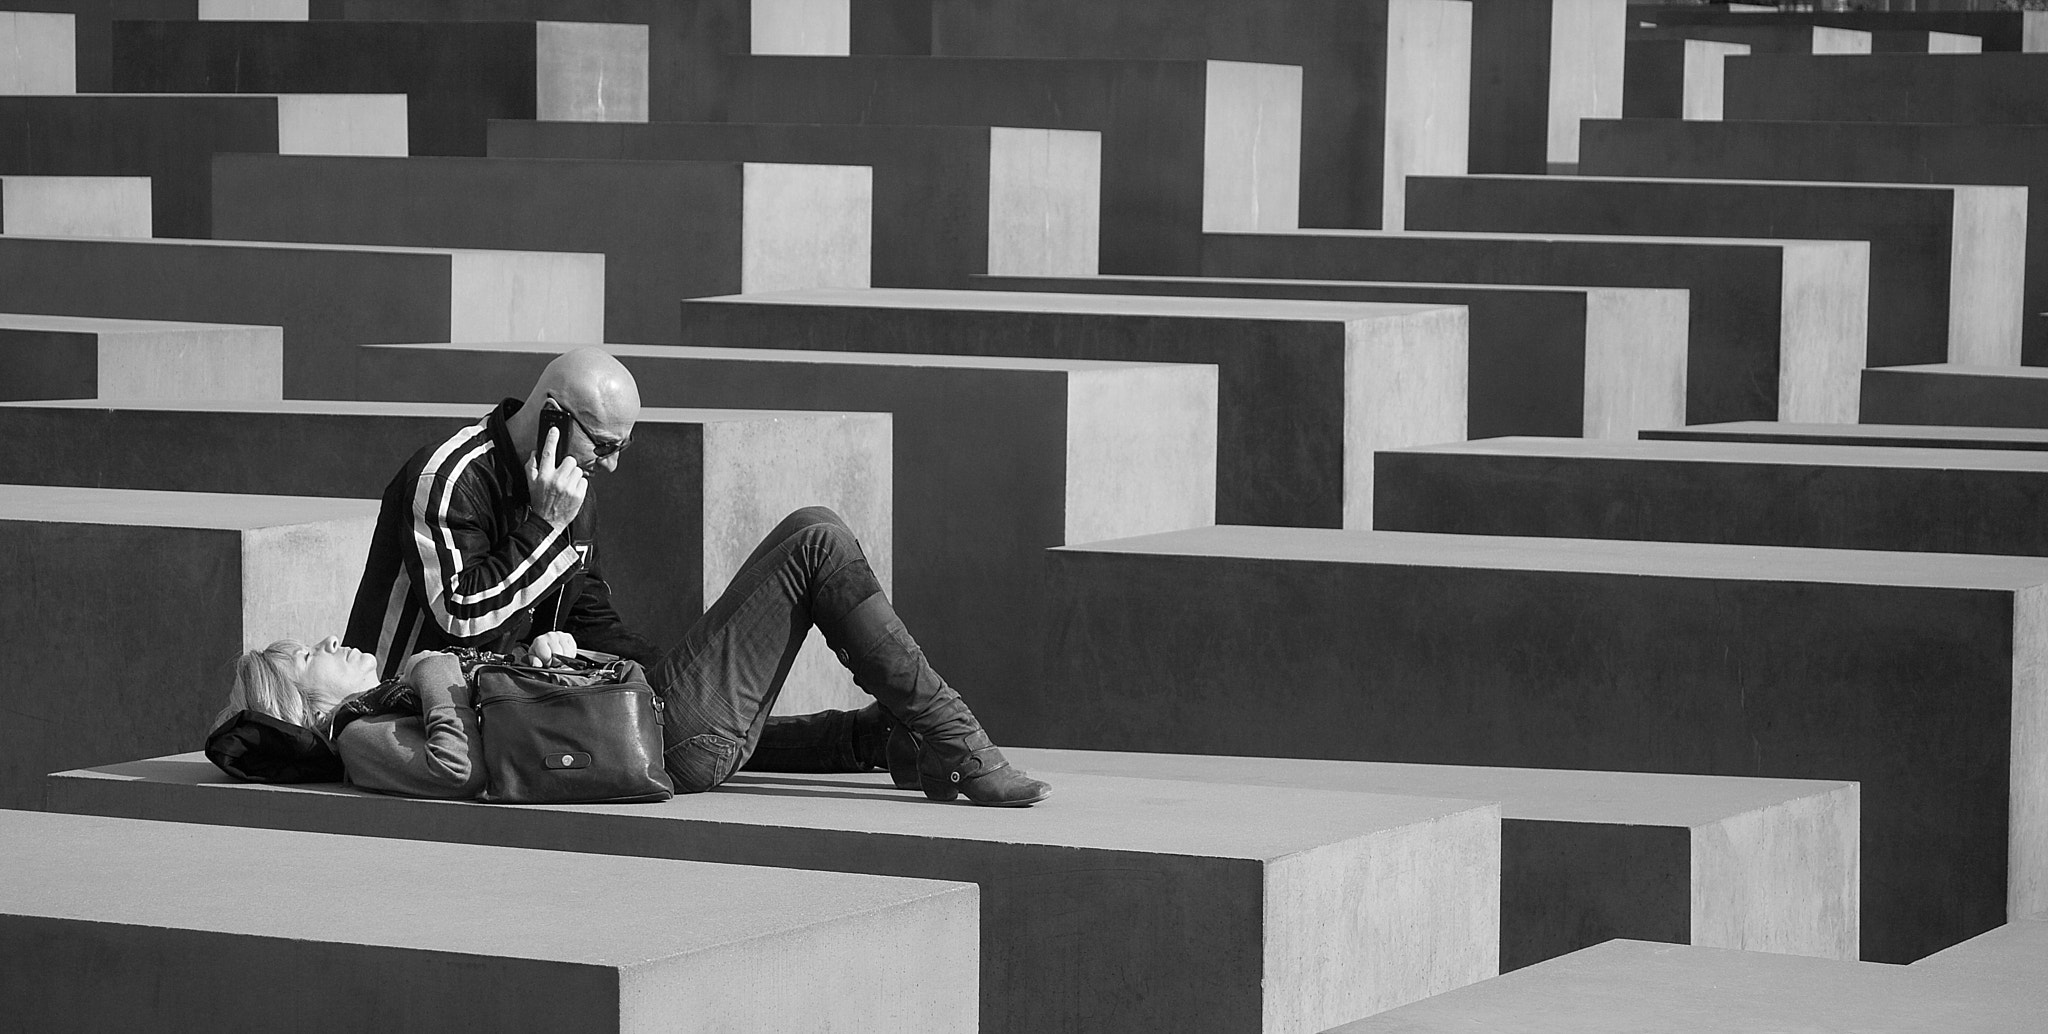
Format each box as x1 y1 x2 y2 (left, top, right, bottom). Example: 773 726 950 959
0 175 151 238
50 757 1503 1034
199 0 311 17
1912 30 1986 54
0 94 405 237
921 0 1468 231
0 484 375 810
1406 174 2025 368
1861 363 2048 429
0 809 979 1032
354 338 1213 743
110 19 642 156
752 0 849 54
1725 52 2048 126
1911 912 2048 1010
1039 525 2048 963
1629 22 1872 55
678 287 1468 530
1373 436 2048 557
210 153 870 342
489 119 1100 287
1012 747 1857 971
1636 6 2048 51
0 399 891 715
0 313 283 401
0 235 601 398
978 273 1688 441
1468 0 1625 172
671 54 1301 274
1620 38 1747 121
0 12 76 93
1643 420 2048 453
1201 228 1866 424
1323 939 2033 1033
1577 118 2048 365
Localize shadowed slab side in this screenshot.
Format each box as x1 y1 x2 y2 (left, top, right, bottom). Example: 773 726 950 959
1643 420 2048 452
1038 526 2048 963
211 153 871 342
1861 363 2048 429
1201 228 1868 424
1724 52 2048 128
677 287 1468 529
975 272 1689 440
1373 436 2048 556
48 758 1503 1034
0 809 980 1032
1621 39 1747 121
0 484 376 809
0 399 892 715
1467 0 1626 172
0 313 282 401
1010 746 1857 971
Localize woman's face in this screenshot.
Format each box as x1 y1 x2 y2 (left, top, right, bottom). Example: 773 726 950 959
290 636 380 716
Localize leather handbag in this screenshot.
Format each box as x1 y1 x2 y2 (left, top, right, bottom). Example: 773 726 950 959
471 658 675 804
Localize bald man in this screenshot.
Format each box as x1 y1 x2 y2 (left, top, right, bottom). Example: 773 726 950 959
343 348 1049 805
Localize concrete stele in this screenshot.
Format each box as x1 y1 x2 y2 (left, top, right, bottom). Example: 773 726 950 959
0 12 74 93
0 809 979 1031
1468 0 1626 172
0 313 282 401
197 0 308 17
1861 362 2048 429
49 760 1503 1034
534 21 650 123
0 176 150 238
1621 39 1748 121
751 0 850 55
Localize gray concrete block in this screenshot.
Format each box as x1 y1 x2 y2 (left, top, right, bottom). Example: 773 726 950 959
1469 0 1626 172
1011 747 1857 971
1405 175 2026 368
1631 22 1872 54
673 55 1301 275
0 313 281 401
1621 38 1748 121
199 0 308 17
1637 7 2048 51
923 0 1468 230
49 757 1503 1033
0 93 404 237
1201 229 1867 424
0 399 891 715
1375 436 2048 557
0 175 150 237
112 19 645 156
211 154 869 343
1912 912 2048 1011
1907 30 1986 54
1861 363 2048 429
1724 52 2048 127
0 809 979 1032
1326 939 2037 1034
1643 420 2048 453
0 235 601 398
976 273 1686 440
1039 526 2048 962
0 484 375 809
1578 118 2048 365
678 287 1468 529
0 12 76 92
487 119 1099 288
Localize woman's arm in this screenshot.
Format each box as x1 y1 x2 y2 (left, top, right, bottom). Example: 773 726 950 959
335 651 484 798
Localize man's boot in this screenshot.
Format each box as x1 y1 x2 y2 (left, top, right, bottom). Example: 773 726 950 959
825 590 1050 806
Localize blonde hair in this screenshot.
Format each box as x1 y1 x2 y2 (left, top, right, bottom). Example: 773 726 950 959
216 639 313 730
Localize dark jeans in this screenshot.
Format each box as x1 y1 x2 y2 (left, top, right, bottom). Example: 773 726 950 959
650 506 889 792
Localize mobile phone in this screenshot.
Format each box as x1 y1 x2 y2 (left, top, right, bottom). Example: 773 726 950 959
537 396 574 460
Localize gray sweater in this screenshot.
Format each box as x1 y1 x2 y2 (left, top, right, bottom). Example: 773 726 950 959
335 652 485 799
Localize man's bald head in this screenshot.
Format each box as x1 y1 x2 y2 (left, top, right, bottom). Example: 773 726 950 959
511 348 641 474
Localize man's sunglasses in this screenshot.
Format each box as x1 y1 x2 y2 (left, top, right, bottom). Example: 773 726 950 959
559 403 630 459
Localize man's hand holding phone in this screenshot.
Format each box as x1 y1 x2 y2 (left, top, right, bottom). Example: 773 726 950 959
524 416 586 529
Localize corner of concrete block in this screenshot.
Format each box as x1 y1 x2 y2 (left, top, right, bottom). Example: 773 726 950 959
448 249 606 345
1062 363 1218 545
0 12 76 94
1382 0 1473 231
986 127 1102 277
275 94 409 157
1688 781 1861 961
0 176 152 239
1346 305 1469 530
239 512 378 652
1202 61 1303 233
1948 184 2028 365
1582 287 1690 438
536 21 650 123
749 0 851 55
742 163 872 293
2010 582 2048 919
1547 0 1629 165
1776 240 1867 423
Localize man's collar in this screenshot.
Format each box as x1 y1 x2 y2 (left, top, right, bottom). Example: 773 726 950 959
486 398 528 506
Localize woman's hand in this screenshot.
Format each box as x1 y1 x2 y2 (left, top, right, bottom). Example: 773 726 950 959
398 650 456 685
526 631 578 667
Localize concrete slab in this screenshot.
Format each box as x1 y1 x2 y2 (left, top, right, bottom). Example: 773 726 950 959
199 0 309 17
1631 22 1872 54
678 287 1469 529
1643 420 2048 453
0 175 150 237
1621 38 1747 121
0 93 404 237
1011 746 1856 971
1912 912 2048 1009
1326 939 2034 1033
1861 363 2048 429
673 55 1301 274
1905 30 1986 54
0 399 891 715
922 0 1469 230
49 757 1503 1034
1577 119 2048 364
356 339 1213 753
1468 0 1626 172
1375 436 2048 557
1638 7 2048 51
975 272 1688 440
1201 229 1867 424
1039 525 2048 962
1724 52 2048 128
0 809 979 1031
1404 175 2026 368
0 312 281 401
111 19 645 156
211 154 869 342
0 484 375 809
487 119 1099 288
0 235 601 397
0 12 75 93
